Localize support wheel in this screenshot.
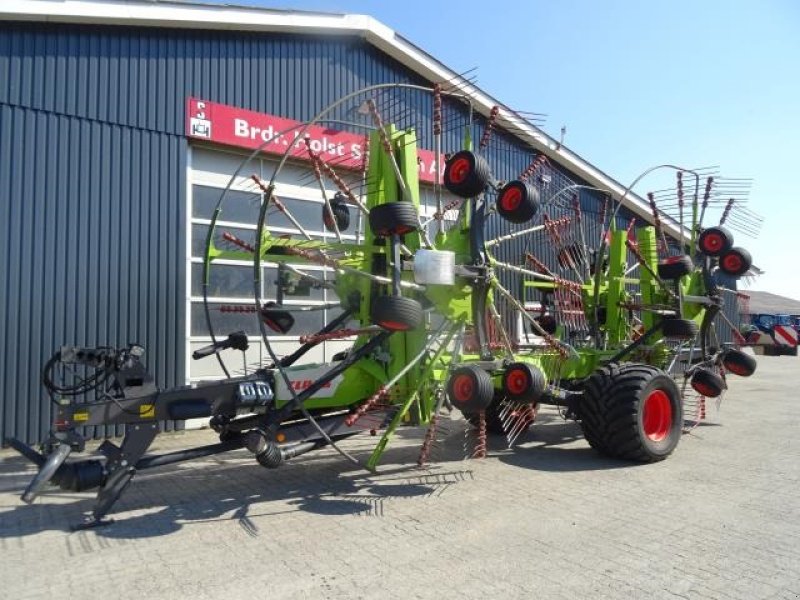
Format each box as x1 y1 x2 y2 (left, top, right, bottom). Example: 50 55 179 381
658 255 693 280
718 247 752 278
447 365 494 413
690 368 725 398
369 202 419 236
722 348 757 377
443 150 491 198
662 318 698 340
502 362 546 404
496 180 539 223
371 295 423 331
323 193 351 232
697 226 733 257
580 363 683 462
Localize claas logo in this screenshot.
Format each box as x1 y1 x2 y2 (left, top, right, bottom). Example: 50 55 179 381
290 379 332 391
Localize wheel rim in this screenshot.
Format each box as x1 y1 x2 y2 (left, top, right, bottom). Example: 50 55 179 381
692 381 717 397
379 319 411 331
505 368 528 395
499 186 522 211
724 360 748 376
448 157 471 184
452 374 474 403
701 232 723 253
642 389 672 442
722 253 742 273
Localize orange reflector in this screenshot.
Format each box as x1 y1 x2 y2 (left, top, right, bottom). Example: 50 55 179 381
276 433 286 443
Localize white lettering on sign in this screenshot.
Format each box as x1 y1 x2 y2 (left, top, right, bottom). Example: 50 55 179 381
234 119 283 144
187 98 444 183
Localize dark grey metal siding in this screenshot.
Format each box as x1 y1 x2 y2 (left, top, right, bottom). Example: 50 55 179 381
0 21 667 444
0 23 442 444
0 78 187 443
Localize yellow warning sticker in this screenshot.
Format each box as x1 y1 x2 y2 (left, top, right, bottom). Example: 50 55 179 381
139 404 155 418
73 411 89 422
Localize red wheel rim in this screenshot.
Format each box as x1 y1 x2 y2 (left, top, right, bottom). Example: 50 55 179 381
379 320 411 331
448 157 471 184
722 253 742 272
499 186 522 211
724 360 748 376
452 374 474 403
691 380 718 397
505 368 528 395
701 232 723 253
376 226 412 236
642 389 672 442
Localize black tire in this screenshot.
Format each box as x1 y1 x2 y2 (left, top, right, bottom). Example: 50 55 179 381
697 226 733 257
502 362 546 404
443 150 491 198
323 194 350 232
466 394 537 435
722 348 757 377
447 365 494 413
661 318 698 340
718 247 752 278
580 363 683 462
496 180 539 223
371 295 423 331
658 255 693 280
690 368 725 398
369 202 419 236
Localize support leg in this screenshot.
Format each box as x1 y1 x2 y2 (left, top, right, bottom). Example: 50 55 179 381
75 422 159 529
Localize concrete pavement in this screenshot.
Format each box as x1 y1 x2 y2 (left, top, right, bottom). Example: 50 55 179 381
1 354 798 599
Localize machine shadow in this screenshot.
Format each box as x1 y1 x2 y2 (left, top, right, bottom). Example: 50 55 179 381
0 438 475 540
0 410 650 539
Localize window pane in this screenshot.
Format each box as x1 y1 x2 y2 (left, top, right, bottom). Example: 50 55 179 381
192 263 258 298
266 197 323 232
192 302 262 336
192 224 257 257
192 185 261 223
191 302 326 337
274 266 327 301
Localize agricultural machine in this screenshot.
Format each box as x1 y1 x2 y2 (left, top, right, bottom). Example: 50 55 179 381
6 83 759 528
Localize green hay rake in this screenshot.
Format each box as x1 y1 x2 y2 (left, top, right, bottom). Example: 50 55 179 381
7 83 757 528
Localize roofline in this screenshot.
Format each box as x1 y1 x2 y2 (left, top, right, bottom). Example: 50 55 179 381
0 0 679 237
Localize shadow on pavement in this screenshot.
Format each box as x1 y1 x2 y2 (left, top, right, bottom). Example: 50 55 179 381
0 439 474 540
0 411 645 538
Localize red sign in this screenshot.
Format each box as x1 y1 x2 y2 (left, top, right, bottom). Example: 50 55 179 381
186 98 444 183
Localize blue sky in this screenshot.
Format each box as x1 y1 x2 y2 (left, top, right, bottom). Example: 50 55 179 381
246 0 798 298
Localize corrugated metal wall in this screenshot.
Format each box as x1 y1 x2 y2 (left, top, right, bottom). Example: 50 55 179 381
0 21 688 444
0 22 455 444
